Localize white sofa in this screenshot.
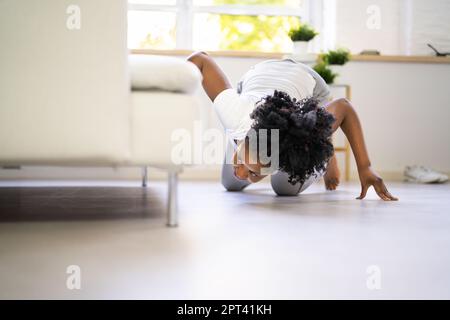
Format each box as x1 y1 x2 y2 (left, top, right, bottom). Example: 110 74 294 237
0 0 202 226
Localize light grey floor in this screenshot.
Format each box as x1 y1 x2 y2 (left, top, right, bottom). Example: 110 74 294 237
0 179 449 299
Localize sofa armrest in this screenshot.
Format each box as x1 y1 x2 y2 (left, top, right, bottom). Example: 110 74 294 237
127 91 201 168
129 54 202 94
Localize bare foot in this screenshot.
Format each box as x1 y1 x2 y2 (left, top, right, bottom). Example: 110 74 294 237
324 155 340 190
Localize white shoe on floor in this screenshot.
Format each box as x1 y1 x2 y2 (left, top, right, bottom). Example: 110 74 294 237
420 166 449 183
404 165 449 184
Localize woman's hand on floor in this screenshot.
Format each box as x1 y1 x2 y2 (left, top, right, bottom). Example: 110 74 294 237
357 166 398 201
324 154 340 190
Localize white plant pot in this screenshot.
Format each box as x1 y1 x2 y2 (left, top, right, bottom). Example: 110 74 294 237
290 41 317 62
292 41 310 55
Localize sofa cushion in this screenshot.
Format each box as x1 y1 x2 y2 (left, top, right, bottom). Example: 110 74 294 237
129 54 202 93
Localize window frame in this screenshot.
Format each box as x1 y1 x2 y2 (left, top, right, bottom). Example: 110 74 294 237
127 0 312 51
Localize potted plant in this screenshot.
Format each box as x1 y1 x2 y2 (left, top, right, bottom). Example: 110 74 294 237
321 48 350 75
322 48 350 65
289 23 318 55
313 62 337 85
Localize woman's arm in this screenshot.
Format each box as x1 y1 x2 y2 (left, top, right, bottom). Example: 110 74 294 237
187 51 231 101
326 98 398 201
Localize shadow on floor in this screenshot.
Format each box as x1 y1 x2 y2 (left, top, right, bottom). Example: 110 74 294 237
222 186 393 218
0 187 165 222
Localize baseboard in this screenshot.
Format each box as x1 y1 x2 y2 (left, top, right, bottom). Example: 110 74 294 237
1 166 426 183
0 165 222 182
349 170 406 182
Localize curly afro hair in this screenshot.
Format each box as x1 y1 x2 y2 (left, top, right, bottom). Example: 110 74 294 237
249 90 335 185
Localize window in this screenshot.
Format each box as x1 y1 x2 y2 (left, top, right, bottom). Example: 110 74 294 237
128 0 450 56
127 0 311 52
128 10 177 49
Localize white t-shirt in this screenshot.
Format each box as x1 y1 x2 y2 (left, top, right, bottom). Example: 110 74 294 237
213 58 330 140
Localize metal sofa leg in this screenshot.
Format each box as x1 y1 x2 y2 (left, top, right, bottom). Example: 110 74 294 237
167 171 179 227
141 166 148 187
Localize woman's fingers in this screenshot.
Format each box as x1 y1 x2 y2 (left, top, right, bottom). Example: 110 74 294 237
373 182 388 201
325 178 339 190
386 192 398 201
374 181 398 201
381 184 398 201
378 191 390 201
357 181 398 201
356 184 369 199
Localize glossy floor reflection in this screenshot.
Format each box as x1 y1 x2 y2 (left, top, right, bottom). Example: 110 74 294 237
0 180 449 299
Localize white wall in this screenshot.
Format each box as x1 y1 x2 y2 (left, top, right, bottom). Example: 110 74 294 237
335 0 402 55
337 60 450 175
334 0 450 55
409 0 450 55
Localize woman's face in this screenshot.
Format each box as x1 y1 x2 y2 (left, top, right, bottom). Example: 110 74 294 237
232 140 267 183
